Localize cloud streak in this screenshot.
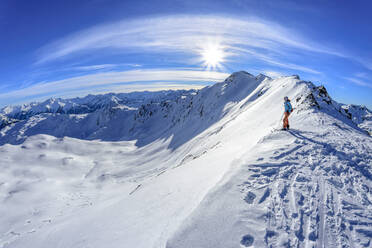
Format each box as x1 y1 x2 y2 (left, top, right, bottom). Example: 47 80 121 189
343 77 372 88
71 64 118 71
35 15 342 74
0 69 229 106
231 46 321 74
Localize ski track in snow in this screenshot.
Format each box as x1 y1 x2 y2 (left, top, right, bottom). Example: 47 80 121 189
0 72 371 248
265 127 371 248
167 112 371 248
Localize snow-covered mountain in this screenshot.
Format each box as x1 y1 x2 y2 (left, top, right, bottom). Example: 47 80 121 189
0 71 371 248
1 72 370 146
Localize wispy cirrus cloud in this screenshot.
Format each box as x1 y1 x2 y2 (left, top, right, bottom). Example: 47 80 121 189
70 63 142 71
354 58 372 71
355 72 368 79
343 77 372 88
264 71 284 78
0 69 229 106
231 46 321 74
71 64 118 71
35 15 343 74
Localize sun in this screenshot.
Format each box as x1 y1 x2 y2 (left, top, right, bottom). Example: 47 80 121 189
200 43 225 70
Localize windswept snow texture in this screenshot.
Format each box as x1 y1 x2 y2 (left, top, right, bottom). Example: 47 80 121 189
0 71 371 248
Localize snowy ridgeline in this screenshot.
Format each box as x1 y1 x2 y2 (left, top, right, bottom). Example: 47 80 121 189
0 71 371 248
0 72 371 146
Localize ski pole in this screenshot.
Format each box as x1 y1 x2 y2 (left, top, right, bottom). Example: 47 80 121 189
278 112 284 128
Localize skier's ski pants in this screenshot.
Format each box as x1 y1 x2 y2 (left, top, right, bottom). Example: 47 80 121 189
283 112 290 128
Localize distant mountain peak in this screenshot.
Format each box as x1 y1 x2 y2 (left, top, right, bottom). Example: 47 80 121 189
0 71 371 144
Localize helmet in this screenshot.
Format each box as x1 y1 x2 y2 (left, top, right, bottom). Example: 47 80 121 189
284 96 288 101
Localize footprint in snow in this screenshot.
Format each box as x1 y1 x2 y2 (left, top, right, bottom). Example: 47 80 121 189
258 188 270 204
62 157 74 165
244 192 256 204
261 168 279 177
38 154 46 159
295 175 310 182
265 230 278 244
240 234 254 247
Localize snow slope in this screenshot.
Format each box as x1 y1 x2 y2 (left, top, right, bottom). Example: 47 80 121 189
168 111 372 248
0 72 371 248
1 73 370 146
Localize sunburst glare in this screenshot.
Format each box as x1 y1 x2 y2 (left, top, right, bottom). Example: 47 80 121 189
200 42 226 70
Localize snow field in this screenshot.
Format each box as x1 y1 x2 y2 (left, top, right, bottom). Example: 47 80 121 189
0 72 371 247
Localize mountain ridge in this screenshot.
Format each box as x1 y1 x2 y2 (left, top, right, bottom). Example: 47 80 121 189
0 71 371 248
1 71 371 147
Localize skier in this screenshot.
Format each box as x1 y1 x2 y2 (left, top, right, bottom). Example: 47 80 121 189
283 96 293 130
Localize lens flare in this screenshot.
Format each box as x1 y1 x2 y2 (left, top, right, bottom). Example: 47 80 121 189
200 43 225 70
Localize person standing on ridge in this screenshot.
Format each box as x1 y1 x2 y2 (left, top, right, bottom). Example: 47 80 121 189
283 96 293 130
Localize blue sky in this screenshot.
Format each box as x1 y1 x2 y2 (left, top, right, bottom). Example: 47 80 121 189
1 0 371 108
